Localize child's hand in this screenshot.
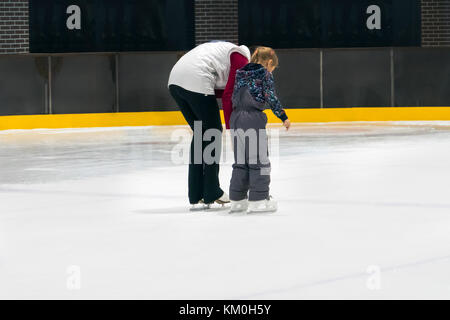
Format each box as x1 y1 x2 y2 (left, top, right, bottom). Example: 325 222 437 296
283 119 291 131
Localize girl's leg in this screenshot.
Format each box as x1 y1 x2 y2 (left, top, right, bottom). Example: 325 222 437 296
248 163 271 201
230 164 250 201
229 115 250 201
248 113 271 201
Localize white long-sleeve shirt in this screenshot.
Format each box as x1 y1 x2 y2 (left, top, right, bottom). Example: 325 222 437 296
168 42 251 95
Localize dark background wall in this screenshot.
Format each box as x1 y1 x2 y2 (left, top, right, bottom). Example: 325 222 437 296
239 0 422 48
0 55 46 115
2 0 449 53
323 48 392 108
422 0 450 47
51 55 117 114
0 1 450 116
0 0 29 54
275 50 321 108
28 0 195 53
1 47 449 116
195 0 238 45
119 52 179 112
395 48 450 106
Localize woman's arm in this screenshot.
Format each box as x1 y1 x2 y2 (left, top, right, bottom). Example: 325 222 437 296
222 52 249 129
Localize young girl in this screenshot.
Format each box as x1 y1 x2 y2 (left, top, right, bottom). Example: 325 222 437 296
229 47 290 213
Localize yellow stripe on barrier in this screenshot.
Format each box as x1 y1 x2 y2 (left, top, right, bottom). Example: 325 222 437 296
0 111 187 130
265 107 450 123
1 107 450 131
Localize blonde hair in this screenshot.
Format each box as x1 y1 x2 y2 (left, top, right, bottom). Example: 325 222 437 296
250 46 279 68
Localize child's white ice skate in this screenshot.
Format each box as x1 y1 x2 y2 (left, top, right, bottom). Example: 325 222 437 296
247 196 277 213
229 199 249 213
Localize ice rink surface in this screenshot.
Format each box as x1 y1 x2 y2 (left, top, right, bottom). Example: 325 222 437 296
1 121 450 299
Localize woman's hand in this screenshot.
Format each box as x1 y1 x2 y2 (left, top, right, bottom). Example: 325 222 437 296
283 119 291 131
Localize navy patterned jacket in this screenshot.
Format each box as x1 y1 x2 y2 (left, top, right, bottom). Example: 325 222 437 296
232 63 288 122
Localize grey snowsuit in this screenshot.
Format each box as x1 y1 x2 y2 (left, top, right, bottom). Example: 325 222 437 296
229 63 288 202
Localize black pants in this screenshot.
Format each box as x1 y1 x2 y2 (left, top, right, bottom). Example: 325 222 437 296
169 85 224 204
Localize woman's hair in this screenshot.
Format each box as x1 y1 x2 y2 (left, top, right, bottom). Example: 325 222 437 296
250 46 279 68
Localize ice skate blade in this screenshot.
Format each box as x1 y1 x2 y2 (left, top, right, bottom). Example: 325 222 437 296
189 204 210 212
189 207 208 212
247 208 277 214
229 208 247 214
206 204 230 212
215 199 230 205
